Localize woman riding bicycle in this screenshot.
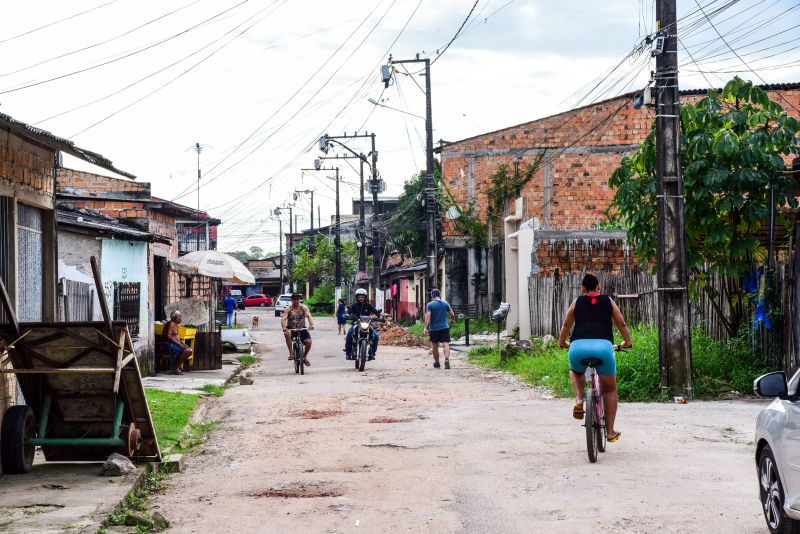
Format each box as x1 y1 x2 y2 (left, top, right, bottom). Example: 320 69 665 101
557 273 632 443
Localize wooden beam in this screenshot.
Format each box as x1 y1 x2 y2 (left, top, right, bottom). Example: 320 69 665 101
0 368 116 374
90 256 114 338
113 330 126 393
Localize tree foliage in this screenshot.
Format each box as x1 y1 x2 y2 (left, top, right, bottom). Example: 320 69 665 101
610 77 800 280
388 170 428 258
289 235 358 293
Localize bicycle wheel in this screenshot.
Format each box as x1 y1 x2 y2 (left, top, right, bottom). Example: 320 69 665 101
293 341 300 374
299 342 305 375
358 339 368 372
595 377 607 453
585 387 598 463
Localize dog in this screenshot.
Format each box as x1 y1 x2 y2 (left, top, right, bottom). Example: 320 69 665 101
251 316 259 330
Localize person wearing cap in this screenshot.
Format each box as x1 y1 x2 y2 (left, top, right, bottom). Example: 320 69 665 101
281 293 315 365
344 288 380 360
424 289 455 369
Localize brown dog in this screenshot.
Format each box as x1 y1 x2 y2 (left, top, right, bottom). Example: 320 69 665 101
251 316 259 329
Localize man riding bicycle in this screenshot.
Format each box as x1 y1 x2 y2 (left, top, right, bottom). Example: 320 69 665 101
281 293 315 366
557 273 632 443
344 288 379 360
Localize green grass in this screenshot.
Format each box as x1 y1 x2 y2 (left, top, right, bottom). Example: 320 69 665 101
468 325 771 402
145 389 199 451
237 354 260 368
198 384 225 397
407 317 495 339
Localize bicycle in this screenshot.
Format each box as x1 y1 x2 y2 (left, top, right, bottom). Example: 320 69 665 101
287 328 308 375
581 356 606 463
581 345 626 463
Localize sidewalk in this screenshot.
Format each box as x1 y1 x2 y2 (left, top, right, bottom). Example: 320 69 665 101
0 358 244 533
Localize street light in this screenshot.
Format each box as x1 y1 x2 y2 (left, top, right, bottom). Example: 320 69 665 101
366 97 425 119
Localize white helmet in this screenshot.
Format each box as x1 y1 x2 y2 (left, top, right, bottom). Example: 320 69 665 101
355 288 368 297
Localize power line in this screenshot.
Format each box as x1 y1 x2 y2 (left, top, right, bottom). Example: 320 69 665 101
429 0 480 66
0 0 250 95
0 0 203 80
0 0 121 45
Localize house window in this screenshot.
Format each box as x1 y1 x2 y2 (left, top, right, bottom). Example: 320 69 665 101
17 203 43 322
113 282 141 336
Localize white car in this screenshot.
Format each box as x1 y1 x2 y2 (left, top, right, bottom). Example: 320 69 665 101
274 293 295 317
754 369 800 534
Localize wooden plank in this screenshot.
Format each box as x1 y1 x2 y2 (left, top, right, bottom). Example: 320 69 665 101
90 256 114 338
113 330 126 393
0 368 117 374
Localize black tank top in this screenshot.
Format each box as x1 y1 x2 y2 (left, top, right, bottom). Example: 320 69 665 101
570 294 614 343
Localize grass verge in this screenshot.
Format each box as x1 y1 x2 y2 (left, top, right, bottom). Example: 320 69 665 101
408 317 495 339
145 389 199 451
102 469 170 533
468 325 771 402
237 354 260 368
198 384 225 397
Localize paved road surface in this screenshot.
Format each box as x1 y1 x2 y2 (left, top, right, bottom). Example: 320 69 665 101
150 313 768 533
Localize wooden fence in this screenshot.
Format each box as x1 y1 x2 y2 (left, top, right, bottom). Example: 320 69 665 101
58 278 94 322
528 260 797 373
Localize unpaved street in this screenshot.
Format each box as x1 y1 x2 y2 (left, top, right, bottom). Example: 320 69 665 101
151 314 768 533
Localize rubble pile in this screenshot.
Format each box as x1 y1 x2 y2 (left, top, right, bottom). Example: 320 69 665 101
373 317 430 347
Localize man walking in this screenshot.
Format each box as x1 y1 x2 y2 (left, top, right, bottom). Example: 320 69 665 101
223 293 236 327
424 289 455 369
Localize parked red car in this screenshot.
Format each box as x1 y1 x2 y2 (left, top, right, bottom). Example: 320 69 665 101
243 294 272 307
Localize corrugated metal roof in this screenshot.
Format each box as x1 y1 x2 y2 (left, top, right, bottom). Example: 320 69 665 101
0 111 135 179
56 204 169 243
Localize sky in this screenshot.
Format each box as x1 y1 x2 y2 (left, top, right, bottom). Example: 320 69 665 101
1 0 798 252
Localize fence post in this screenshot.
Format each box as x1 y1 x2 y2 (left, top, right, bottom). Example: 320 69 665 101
465 318 470 347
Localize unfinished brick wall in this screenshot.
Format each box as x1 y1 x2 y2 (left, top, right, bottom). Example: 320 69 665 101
535 238 630 276
0 129 56 197
441 86 800 236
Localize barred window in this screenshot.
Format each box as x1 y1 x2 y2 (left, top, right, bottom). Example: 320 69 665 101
113 282 141 336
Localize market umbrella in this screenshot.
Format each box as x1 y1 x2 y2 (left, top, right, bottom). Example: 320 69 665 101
169 250 255 284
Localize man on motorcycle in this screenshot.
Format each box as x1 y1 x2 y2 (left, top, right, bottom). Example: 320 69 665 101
344 288 379 360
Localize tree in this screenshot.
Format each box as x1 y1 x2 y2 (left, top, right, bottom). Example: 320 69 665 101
387 171 427 258
231 250 250 263
290 236 358 296
609 77 800 335
248 246 264 259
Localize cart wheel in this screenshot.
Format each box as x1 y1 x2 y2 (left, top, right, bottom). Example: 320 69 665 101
126 422 142 456
1 405 36 474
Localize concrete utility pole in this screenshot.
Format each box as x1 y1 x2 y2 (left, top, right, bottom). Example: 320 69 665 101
288 205 294 292
317 132 383 303
274 208 285 293
294 188 315 231
655 0 693 398
382 56 437 295
302 165 342 301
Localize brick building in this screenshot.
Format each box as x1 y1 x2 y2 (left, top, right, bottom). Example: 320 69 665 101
439 82 800 317
0 111 132 423
56 169 221 372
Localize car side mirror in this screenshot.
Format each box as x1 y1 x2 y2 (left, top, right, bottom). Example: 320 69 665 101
754 371 789 399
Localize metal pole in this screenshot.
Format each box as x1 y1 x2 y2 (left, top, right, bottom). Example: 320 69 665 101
310 191 314 231
371 133 381 304
768 173 776 272
423 58 438 294
278 218 284 293
655 0 693 398
289 206 293 292
359 156 366 273
196 142 201 253
335 168 342 298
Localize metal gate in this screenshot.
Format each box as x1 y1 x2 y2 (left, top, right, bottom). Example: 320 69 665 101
18 203 43 322
113 282 141 336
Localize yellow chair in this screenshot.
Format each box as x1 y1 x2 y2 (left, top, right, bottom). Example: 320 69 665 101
154 323 196 370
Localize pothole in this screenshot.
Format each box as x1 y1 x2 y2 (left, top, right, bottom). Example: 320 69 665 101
369 416 413 424
248 482 343 499
293 409 344 419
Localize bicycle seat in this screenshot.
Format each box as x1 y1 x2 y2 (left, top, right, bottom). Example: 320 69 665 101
580 357 603 367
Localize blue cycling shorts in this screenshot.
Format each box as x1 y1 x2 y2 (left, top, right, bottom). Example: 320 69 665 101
568 339 616 376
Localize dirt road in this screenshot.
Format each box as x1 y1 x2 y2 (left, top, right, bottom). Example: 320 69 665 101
151 314 768 533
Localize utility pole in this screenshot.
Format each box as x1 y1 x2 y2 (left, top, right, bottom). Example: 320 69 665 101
382 56 437 295
302 165 342 301
274 208 285 293
288 205 294 292
655 0 693 398
317 132 383 302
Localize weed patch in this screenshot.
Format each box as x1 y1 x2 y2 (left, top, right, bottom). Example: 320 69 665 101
198 384 225 397
105 470 169 532
237 355 260 368
145 389 198 451
468 326 771 402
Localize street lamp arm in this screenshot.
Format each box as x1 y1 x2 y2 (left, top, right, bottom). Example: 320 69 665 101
326 138 369 162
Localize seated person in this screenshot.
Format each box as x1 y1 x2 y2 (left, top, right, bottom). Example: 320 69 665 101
344 288 379 360
162 310 192 375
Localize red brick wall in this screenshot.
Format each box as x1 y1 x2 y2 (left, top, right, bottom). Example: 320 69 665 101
441 87 800 236
535 239 630 276
0 129 56 196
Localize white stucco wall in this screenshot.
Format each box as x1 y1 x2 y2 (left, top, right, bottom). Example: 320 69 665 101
517 228 534 340
57 230 103 321
100 238 150 343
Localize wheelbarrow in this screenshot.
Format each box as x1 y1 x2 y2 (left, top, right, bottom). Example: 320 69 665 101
0 258 160 474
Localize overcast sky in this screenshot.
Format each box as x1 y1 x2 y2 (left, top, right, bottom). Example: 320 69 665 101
1 0 798 252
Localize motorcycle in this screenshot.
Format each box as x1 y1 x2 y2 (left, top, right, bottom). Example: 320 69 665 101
350 312 383 372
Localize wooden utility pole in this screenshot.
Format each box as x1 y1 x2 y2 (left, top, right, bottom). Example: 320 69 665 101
655 0 693 398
